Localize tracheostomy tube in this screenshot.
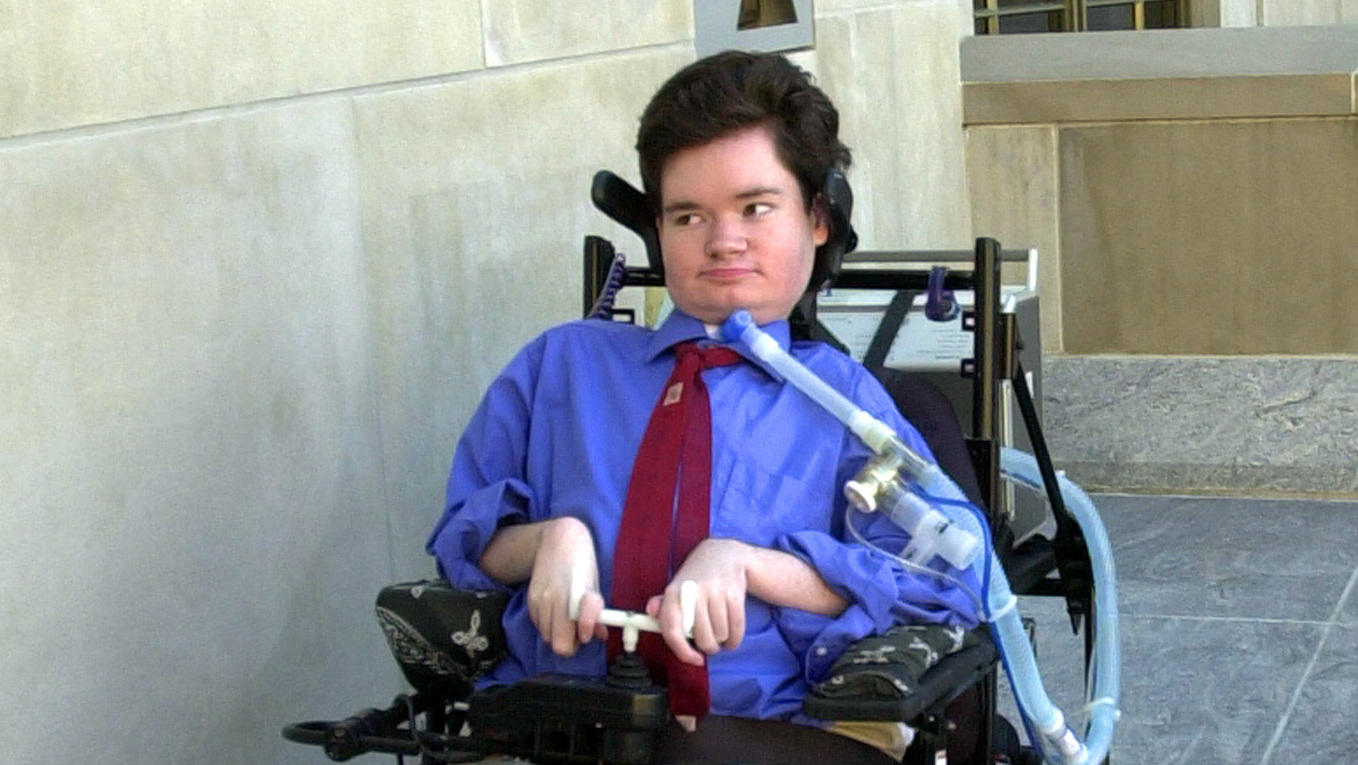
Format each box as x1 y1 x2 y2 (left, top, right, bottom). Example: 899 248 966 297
721 310 947 493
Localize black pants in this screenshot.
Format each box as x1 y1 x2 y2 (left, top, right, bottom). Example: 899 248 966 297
650 716 898 765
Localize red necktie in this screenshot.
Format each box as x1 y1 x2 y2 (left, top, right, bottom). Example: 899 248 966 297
610 341 742 720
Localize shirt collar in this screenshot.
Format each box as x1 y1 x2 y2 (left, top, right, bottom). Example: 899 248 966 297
646 310 792 378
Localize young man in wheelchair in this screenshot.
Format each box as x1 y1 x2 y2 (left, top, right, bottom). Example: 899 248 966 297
427 51 982 764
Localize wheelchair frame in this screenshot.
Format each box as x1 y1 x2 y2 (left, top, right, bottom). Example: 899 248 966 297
582 172 1095 764
283 173 1096 765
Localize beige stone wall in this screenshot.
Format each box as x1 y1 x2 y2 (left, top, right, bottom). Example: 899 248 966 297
1058 118 1358 354
1 3 971 764
0 1 487 138
813 1 974 250
963 26 1358 356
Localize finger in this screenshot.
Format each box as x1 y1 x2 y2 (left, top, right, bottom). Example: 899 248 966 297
645 595 663 618
550 597 578 657
661 588 704 666
705 593 730 649
690 596 721 656
576 591 604 645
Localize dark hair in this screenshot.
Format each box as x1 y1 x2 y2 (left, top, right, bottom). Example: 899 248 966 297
636 51 852 212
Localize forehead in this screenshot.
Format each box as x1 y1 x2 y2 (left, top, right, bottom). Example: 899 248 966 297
658 126 804 205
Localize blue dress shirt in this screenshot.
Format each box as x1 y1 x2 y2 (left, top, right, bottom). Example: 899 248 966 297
427 310 981 723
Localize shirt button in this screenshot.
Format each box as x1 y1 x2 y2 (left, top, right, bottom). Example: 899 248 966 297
815 646 828 657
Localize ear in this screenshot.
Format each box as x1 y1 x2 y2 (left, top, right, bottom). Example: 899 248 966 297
810 197 831 248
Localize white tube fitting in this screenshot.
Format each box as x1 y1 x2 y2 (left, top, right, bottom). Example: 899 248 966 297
575 580 698 653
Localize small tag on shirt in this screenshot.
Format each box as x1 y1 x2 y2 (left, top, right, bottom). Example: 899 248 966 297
664 382 684 406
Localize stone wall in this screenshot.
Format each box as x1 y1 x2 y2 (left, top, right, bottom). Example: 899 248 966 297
0 3 972 763
963 26 1358 495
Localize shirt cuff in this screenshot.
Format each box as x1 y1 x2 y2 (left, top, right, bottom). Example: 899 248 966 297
427 478 533 592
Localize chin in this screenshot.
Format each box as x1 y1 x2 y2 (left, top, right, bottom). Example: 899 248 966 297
675 296 793 326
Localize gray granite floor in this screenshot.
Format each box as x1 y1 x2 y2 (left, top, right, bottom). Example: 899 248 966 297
999 493 1358 765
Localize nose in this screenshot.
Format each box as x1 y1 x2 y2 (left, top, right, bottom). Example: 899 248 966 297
705 216 747 258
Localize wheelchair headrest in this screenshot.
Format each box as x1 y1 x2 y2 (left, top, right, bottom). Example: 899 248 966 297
590 169 858 293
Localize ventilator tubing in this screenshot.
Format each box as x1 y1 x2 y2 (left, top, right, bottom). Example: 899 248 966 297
719 309 1121 765
994 447 1120 765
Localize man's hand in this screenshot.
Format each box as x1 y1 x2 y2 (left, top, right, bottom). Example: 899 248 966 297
646 538 752 666
645 537 854 666
528 516 609 656
480 516 607 657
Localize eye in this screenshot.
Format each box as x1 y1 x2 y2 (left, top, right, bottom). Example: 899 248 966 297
670 212 703 227
745 201 774 218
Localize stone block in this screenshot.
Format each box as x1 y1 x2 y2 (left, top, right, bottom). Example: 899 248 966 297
1058 118 1358 355
0 99 396 764
962 27 1358 124
965 125 1062 353
483 0 692 67
0 0 483 138
812 2 972 250
351 47 692 573
1044 356 1358 496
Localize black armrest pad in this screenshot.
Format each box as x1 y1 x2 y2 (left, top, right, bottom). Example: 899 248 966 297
803 635 996 722
375 579 509 699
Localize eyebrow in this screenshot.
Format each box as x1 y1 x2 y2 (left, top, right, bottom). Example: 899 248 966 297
661 185 786 215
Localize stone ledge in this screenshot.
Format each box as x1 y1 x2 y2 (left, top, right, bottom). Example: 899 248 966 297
1042 355 1358 497
962 26 1358 124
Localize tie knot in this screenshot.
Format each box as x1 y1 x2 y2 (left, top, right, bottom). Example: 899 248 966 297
675 341 743 370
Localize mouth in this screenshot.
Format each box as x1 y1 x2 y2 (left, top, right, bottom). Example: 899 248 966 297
701 266 757 281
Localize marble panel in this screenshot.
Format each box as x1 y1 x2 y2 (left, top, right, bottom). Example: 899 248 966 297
812 2 972 251
1264 624 1358 763
0 0 483 139
1091 494 1358 621
1000 493 1358 761
482 0 692 67
1057 119 1358 355
1001 613 1322 765
1345 0 1358 21
1043 356 1358 495
0 100 396 764
965 125 1062 353
352 47 693 577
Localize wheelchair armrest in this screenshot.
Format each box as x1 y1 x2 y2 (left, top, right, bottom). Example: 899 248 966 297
375 579 510 701
802 631 996 723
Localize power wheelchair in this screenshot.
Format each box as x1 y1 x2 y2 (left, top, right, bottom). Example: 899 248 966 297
283 171 1096 765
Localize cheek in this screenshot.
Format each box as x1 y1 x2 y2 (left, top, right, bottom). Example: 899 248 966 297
658 232 691 278
780 237 815 285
